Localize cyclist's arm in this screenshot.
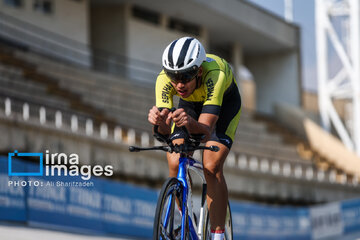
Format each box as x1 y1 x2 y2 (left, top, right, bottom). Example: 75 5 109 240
148 106 171 135
153 72 175 134
171 109 218 141
155 72 175 109
186 69 226 140
156 122 171 135
187 113 218 141
187 70 226 141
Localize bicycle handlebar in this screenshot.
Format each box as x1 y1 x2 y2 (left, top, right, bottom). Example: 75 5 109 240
129 144 219 153
129 145 171 152
129 107 219 154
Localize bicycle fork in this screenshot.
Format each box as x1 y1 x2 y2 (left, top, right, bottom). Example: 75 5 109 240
185 183 207 240
198 183 207 239
180 181 200 240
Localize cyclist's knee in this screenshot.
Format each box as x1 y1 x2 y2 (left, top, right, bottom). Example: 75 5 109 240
167 153 179 167
167 138 185 176
203 142 228 179
167 152 179 177
203 159 223 179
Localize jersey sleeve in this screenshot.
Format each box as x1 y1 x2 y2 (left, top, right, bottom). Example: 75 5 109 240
155 73 175 109
202 70 227 115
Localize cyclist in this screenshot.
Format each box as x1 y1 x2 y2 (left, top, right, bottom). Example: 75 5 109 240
148 36 241 240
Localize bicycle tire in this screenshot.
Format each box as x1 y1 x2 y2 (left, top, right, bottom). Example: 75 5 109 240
153 177 189 240
204 202 233 240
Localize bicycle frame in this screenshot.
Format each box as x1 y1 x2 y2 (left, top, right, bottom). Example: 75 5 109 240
130 122 225 240
164 155 208 240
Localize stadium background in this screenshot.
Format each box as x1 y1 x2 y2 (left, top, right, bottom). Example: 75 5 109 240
1 0 360 239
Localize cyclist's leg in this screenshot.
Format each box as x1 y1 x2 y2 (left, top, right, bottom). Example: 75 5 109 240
203 84 241 233
166 138 184 178
203 140 229 231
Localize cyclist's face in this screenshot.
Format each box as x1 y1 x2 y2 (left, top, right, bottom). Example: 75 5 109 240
170 67 202 98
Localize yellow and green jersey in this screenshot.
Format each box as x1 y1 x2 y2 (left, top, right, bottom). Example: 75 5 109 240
155 54 238 116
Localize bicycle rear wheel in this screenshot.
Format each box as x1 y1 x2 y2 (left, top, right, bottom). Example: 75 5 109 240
204 202 233 240
153 177 188 240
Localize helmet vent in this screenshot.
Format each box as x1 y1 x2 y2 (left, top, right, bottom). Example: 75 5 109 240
162 37 206 72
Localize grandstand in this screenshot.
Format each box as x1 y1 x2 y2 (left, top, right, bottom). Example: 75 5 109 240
1 0 360 239
1 39 359 204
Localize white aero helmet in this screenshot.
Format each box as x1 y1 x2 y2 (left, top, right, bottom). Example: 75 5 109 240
162 37 206 82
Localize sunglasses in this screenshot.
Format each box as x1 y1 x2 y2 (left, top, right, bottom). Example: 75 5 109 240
164 67 199 84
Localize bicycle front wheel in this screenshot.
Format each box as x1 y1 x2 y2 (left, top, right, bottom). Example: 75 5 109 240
153 177 187 240
204 202 233 240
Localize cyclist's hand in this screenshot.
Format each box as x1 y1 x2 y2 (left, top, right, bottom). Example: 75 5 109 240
170 108 190 127
148 106 170 126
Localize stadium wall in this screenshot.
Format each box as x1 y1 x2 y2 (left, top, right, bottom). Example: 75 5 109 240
90 5 127 56
0 0 89 45
90 3 208 82
246 50 301 114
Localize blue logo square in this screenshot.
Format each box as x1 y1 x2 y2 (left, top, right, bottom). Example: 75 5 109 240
8 150 43 176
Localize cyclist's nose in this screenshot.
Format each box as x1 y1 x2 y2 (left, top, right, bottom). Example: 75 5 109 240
176 82 185 88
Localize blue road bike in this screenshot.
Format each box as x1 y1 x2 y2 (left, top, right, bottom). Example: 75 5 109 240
129 122 233 240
